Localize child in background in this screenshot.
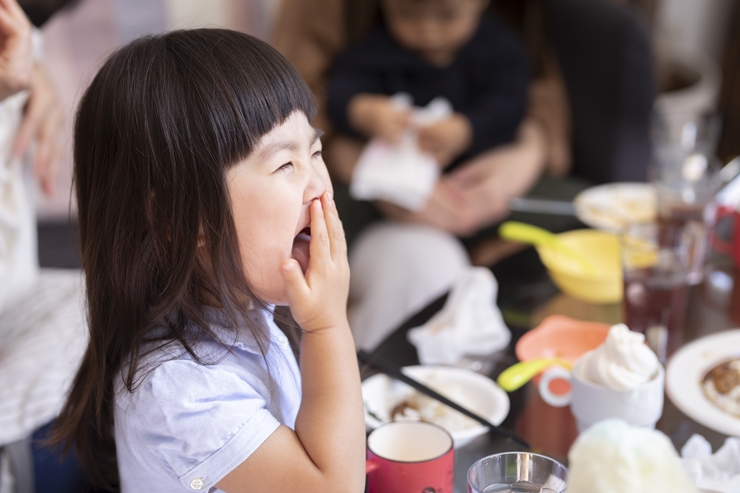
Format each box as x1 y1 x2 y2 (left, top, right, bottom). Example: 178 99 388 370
327 0 529 171
52 30 365 492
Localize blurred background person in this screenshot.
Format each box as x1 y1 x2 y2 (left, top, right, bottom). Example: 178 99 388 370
0 1 90 492
274 0 658 349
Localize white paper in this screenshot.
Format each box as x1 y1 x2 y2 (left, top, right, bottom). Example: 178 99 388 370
350 93 452 211
406 267 510 365
681 434 740 493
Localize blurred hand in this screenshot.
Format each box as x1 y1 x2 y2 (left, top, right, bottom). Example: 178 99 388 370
347 94 410 144
377 119 548 235
0 0 33 100
417 113 472 169
14 64 64 197
376 180 481 236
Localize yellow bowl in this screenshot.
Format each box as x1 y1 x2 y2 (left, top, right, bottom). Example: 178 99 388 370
536 229 622 304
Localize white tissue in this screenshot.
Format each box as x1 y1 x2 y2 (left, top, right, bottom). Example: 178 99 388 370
349 93 452 211
681 434 740 493
406 267 510 365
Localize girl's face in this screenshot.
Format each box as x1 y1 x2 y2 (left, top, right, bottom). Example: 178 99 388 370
226 111 331 305
383 0 486 67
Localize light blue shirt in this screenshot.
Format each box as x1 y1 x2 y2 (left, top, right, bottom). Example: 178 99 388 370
114 307 301 492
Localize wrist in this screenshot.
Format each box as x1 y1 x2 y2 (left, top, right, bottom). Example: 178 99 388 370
299 317 351 335
518 119 548 171
452 113 473 151
347 94 380 137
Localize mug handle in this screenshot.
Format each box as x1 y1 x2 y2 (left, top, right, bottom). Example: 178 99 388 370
538 366 572 407
710 205 736 255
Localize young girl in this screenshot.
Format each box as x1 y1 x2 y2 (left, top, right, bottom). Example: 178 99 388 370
52 29 366 492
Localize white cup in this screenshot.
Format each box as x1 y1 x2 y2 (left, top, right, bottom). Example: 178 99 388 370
539 355 665 432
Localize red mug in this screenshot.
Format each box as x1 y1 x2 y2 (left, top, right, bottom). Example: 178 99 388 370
711 205 740 267
366 421 454 493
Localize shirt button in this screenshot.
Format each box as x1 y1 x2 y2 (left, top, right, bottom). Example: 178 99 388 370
190 478 204 490
277 335 289 347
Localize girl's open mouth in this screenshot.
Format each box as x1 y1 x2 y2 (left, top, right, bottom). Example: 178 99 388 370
291 226 311 273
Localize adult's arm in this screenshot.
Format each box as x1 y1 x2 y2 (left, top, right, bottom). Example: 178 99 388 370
271 0 346 134
14 63 63 196
527 58 572 177
460 17 530 157
0 0 33 101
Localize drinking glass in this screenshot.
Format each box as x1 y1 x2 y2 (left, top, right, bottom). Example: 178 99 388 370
651 113 722 285
621 222 692 362
467 452 568 493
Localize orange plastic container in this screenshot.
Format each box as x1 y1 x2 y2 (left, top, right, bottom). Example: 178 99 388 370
515 315 610 383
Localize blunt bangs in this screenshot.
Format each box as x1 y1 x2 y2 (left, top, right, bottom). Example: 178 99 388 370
163 29 317 166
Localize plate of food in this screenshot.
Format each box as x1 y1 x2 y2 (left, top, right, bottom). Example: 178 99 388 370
666 330 740 437
574 182 656 232
362 365 510 448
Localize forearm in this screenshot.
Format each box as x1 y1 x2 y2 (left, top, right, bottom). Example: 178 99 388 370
482 117 547 200
294 323 365 492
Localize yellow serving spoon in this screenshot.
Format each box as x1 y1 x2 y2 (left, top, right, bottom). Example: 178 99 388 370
498 221 597 275
497 358 573 392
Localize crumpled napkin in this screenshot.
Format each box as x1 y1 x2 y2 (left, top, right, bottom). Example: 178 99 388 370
681 434 740 493
349 93 452 211
407 267 510 365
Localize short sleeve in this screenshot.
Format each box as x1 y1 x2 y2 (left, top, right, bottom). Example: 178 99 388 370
121 359 280 491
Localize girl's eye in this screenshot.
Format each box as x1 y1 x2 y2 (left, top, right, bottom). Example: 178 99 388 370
277 162 293 172
312 150 323 159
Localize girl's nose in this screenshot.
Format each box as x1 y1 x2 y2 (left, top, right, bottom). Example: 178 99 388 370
303 162 328 203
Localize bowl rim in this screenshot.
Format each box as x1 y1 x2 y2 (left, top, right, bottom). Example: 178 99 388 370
361 365 510 445
536 229 621 282
515 315 611 363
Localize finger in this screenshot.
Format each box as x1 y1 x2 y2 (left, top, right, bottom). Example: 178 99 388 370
13 98 41 158
321 192 346 261
0 10 22 40
34 122 61 197
308 198 330 265
40 144 61 197
417 136 432 153
0 10 15 35
0 0 30 33
0 0 27 18
281 258 310 304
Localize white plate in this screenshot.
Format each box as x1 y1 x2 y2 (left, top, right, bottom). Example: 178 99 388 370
362 365 510 448
574 182 656 232
665 330 740 437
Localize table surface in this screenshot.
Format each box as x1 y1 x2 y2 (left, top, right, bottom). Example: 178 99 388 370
362 247 740 492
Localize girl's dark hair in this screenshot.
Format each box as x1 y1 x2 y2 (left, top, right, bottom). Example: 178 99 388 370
52 29 315 490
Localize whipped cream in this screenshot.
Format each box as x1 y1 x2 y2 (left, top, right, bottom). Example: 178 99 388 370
578 323 660 391
568 419 697 493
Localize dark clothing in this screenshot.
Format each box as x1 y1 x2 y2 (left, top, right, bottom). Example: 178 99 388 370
326 16 530 166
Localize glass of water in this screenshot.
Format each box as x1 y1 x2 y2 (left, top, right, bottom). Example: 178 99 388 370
467 452 568 493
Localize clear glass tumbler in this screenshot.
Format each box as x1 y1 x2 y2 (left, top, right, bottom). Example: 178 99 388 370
651 114 722 285
621 222 692 362
467 452 568 493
